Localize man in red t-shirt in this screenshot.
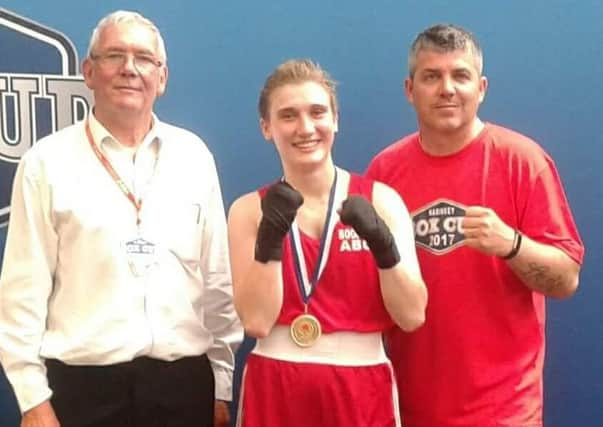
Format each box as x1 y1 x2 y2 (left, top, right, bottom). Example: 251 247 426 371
366 24 584 427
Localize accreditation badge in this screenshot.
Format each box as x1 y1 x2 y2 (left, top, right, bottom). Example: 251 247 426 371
124 237 157 277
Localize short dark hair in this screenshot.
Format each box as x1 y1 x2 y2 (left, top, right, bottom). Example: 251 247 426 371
408 24 483 77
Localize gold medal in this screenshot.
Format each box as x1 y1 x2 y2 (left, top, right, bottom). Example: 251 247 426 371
290 313 322 347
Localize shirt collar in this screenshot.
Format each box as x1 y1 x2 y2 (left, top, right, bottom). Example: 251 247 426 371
87 110 164 151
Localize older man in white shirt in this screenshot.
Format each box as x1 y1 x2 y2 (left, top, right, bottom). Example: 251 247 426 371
0 10 242 427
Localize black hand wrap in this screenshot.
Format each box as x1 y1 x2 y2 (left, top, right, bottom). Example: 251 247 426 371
254 181 304 263
340 195 400 269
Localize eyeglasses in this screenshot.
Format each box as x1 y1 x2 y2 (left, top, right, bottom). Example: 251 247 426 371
90 52 163 74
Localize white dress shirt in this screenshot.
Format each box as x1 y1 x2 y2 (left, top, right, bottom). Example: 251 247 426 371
0 113 242 412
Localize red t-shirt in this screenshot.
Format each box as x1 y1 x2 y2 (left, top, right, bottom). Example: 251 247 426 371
367 123 584 426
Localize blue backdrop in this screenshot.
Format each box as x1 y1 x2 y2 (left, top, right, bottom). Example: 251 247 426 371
1 1 601 426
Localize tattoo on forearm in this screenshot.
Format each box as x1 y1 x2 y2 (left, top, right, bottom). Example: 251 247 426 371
520 262 565 294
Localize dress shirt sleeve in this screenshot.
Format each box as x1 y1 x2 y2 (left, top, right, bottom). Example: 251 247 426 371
0 153 58 412
199 157 243 401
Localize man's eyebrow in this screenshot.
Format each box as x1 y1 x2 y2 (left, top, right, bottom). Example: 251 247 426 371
419 68 440 74
276 107 297 114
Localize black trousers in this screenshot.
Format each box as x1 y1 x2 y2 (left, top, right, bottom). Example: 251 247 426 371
46 355 215 427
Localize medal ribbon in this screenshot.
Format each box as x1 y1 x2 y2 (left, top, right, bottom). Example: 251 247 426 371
85 119 143 226
289 169 339 304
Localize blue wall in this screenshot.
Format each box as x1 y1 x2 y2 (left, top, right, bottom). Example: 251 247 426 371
1 1 601 426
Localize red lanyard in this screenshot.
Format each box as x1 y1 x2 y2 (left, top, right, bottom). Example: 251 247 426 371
85 119 143 225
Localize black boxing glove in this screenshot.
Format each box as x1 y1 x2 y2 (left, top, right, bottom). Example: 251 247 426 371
254 181 304 263
340 195 400 269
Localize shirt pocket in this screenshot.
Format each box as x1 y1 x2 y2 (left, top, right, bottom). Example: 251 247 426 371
156 199 204 261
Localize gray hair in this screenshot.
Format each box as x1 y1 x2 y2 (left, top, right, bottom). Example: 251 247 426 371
408 24 482 77
86 10 167 64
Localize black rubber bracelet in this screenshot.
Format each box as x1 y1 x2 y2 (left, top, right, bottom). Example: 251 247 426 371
502 230 522 260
